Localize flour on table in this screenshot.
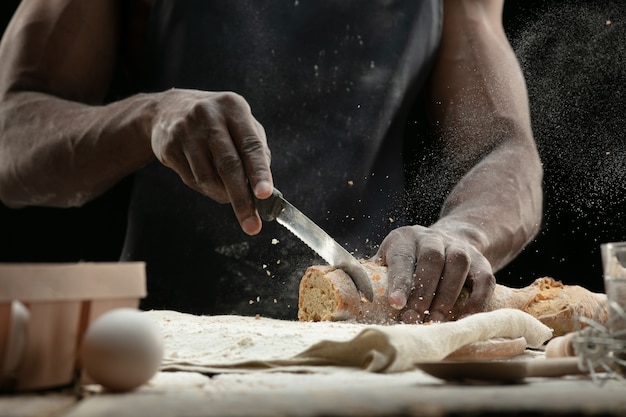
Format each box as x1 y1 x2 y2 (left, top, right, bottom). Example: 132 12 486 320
146 310 366 365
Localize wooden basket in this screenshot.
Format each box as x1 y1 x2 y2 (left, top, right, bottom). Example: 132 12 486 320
0 262 146 391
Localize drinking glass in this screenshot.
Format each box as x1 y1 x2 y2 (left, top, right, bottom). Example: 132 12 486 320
601 241 626 375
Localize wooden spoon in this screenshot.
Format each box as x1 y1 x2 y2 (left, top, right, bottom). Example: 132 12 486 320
415 357 585 383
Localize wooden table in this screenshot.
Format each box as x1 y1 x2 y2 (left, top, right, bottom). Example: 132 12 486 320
4 310 626 416
3 369 625 417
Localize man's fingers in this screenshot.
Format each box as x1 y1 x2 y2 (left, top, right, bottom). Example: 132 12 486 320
401 238 445 323
181 138 228 202
238 132 272 199
386 249 417 310
426 245 470 322
389 256 413 310
203 123 261 235
457 268 496 319
226 98 273 200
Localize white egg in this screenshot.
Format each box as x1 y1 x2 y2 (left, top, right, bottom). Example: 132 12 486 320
80 308 164 392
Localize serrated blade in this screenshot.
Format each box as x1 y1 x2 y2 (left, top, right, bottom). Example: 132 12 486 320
255 189 373 301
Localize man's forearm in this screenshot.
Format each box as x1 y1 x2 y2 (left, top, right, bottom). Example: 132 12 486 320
432 135 543 272
426 0 543 271
0 91 155 208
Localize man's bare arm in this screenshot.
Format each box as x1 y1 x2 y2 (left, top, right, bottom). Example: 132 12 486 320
0 0 154 207
382 0 543 322
428 0 543 270
0 0 272 235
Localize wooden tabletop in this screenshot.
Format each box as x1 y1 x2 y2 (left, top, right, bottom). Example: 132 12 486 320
4 310 625 416
3 369 626 417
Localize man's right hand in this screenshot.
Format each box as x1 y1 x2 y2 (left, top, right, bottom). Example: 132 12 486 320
0 1 273 236
151 88 273 235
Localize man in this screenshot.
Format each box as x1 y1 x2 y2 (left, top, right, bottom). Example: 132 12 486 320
0 0 542 322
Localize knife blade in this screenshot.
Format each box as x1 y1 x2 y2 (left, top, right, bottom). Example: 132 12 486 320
255 188 374 301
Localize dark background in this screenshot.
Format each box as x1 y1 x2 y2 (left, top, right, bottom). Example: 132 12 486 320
1 1 623 294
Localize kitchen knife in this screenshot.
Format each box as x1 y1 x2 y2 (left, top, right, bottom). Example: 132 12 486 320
255 188 374 301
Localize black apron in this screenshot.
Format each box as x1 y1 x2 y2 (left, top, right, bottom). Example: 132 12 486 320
121 0 443 317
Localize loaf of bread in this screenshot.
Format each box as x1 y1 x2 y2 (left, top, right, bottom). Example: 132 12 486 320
297 261 608 336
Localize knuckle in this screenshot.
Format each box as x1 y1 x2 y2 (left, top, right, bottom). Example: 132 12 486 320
417 247 444 265
190 103 227 132
446 247 470 265
168 118 187 138
180 176 200 191
385 250 415 272
192 171 215 187
215 153 243 176
478 271 496 289
189 102 212 124
381 228 413 250
239 135 265 155
205 124 228 141
211 191 230 204
265 147 272 164
388 250 414 260
217 91 249 111
154 115 186 143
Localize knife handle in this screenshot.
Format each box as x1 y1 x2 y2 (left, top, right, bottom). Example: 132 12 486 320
254 188 284 222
